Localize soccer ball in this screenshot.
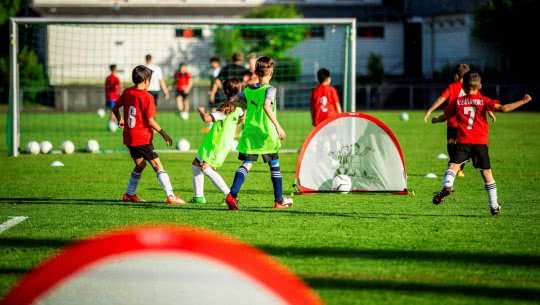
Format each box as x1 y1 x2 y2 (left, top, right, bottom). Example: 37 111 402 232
107 120 118 132
180 112 189 120
400 112 409 121
86 139 100 153
26 141 40 155
331 175 352 193
177 138 190 152
40 141 53 154
97 108 106 118
61 141 75 154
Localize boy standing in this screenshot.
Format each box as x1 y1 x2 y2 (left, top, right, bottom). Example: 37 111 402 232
310 68 342 127
431 71 532 215
144 54 169 106
112 65 186 205
225 56 293 210
174 63 193 120
105 64 121 125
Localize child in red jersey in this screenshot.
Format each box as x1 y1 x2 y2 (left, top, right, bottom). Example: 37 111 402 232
424 63 495 177
431 71 532 215
174 63 193 120
105 64 122 125
310 68 342 127
112 65 186 205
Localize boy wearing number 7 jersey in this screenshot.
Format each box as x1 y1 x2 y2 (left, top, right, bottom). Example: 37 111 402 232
431 71 532 215
112 65 186 204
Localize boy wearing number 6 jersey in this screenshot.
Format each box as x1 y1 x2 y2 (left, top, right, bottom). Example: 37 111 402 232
112 65 186 205
431 71 532 215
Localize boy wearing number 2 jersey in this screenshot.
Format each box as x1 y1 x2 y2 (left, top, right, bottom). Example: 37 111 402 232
112 65 186 205
310 68 342 127
431 71 532 215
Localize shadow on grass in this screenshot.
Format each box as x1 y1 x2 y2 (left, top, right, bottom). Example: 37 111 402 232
0 267 31 275
304 276 540 301
256 245 540 267
0 197 164 206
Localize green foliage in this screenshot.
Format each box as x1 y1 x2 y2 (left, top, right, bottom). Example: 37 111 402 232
367 52 385 84
273 56 301 83
0 0 22 25
213 26 246 62
18 47 48 104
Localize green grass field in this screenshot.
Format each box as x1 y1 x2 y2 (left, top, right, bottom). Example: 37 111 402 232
0 111 539 304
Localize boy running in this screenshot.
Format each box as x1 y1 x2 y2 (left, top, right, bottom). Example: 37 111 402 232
111 65 186 205
310 68 342 127
174 63 193 120
431 71 532 215
105 64 121 125
225 56 293 210
190 78 244 204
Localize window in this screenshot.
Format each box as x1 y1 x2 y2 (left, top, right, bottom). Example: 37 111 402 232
357 26 384 38
307 26 325 38
175 28 203 39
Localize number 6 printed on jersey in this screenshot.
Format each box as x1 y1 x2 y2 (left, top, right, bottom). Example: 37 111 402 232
128 106 137 128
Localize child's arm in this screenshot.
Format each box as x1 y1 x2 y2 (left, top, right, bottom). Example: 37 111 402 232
187 76 193 93
488 111 496 123
208 78 222 103
148 118 173 146
264 99 286 140
431 113 447 124
309 93 316 126
424 96 447 123
111 103 123 128
333 87 343 114
494 94 532 112
197 107 213 123
159 79 170 99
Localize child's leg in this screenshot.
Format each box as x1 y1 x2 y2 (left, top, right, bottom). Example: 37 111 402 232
202 163 230 195
149 158 174 197
126 157 146 195
192 158 204 198
176 95 184 112
268 159 283 202
481 169 499 210
230 161 252 198
442 163 461 189
184 96 190 113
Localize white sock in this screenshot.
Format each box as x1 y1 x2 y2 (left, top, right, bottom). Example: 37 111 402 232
156 170 174 197
203 167 230 195
485 182 498 209
126 171 141 195
442 170 456 189
192 165 204 198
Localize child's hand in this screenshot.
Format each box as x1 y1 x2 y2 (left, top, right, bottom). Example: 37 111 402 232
277 126 286 140
159 129 173 146
524 94 532 103
118 119 124 129
423 111 432 123
488 111 496 123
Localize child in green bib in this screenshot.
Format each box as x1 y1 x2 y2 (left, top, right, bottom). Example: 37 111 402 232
190 78 244 204
224 56 293 210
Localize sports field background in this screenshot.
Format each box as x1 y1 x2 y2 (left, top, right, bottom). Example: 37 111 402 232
0 110 539 304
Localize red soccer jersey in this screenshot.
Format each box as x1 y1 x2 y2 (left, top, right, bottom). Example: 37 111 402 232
105 74 121 101
115 86 157 146
440 81 465 128
174 72 191 92
444 93 499 145
310 84 340 126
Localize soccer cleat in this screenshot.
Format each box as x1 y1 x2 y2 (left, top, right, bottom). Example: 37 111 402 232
274 197 293 209
225 193 239 210
490 204 501 216
122 193 146 202
432 187 452 205
188 196 207 204
166 194 186 205
457 170 465 177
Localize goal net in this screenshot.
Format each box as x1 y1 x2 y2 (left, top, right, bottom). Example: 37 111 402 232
8 18 355 156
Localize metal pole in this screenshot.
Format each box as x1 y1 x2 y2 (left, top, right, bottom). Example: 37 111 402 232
350 19 357 112
9 19 19 157
408 85 414 110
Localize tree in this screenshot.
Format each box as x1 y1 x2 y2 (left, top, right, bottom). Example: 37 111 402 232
473 0 540 79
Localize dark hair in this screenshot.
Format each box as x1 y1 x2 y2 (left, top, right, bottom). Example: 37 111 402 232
454 63 470 79
179 63 186 68
145 54 152 62
255 56 274 78
462 71 481 91
209 57 220 63
232 52 244 63
132 65 153 85
219 78 243 115
317 68 331 83
109 64 117 71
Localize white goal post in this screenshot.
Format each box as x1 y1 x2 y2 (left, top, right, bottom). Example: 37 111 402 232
8 17 356 156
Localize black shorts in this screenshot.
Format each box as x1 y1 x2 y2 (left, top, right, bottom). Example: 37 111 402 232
128 144 159 161
450 144 491 170
176 90 189 99
238 152 279 163
148 91 159 105
447 126 458 141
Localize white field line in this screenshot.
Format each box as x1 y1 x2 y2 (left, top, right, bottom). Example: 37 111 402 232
0 216 28 234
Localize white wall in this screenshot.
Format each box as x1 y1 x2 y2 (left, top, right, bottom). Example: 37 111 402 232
356 22 404 75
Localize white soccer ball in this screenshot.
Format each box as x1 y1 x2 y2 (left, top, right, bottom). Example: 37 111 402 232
97 108 106 118
180 112 189 120
40 141 53 154
86 139 100 153
26 141 40 155
331 175 352 193
107 120 118 132
61 140 75 154
400 112 409 121
177 138 190 152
